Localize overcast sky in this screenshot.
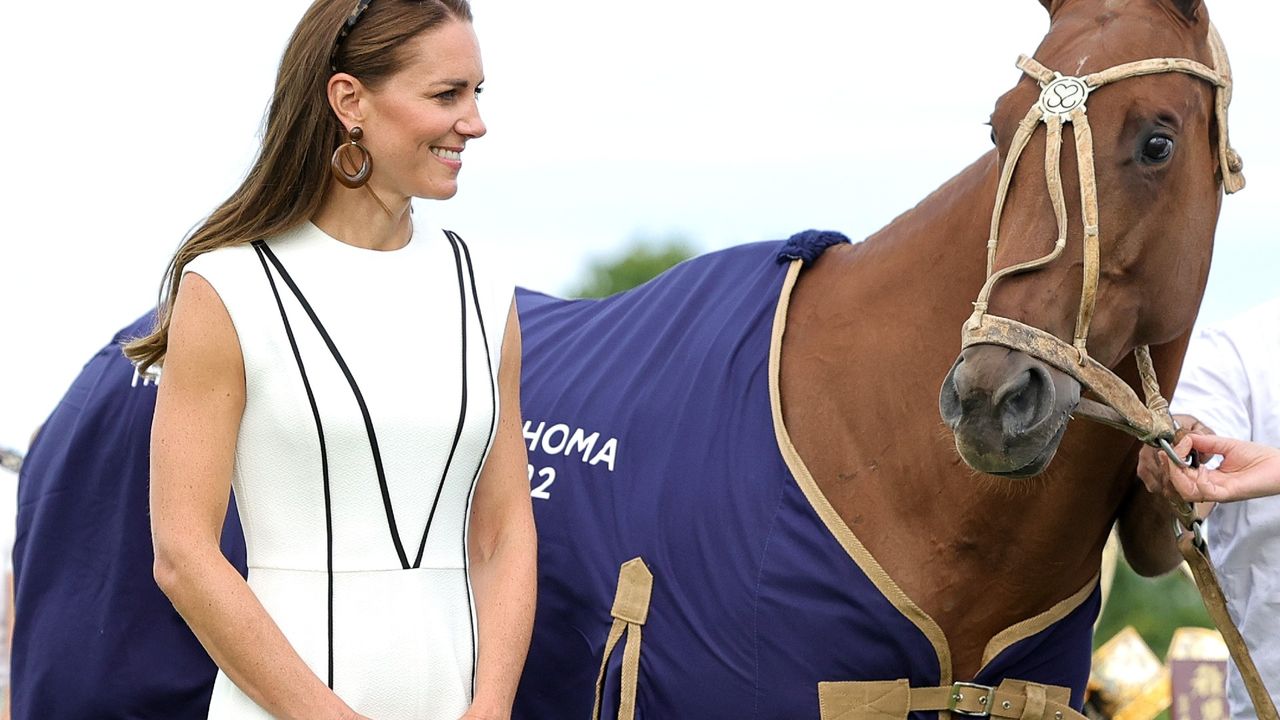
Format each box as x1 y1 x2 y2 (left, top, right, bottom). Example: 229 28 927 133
2 0 1277 450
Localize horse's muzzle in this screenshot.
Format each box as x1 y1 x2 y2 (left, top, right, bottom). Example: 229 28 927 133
939 345 1081 477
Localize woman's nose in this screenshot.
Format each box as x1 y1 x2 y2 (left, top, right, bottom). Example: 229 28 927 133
458 108 486 139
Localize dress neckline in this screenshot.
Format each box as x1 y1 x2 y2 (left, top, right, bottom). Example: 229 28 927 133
302 220 419 255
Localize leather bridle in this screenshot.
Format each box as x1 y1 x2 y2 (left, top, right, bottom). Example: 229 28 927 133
958 25 1278 720
962 24 1244 455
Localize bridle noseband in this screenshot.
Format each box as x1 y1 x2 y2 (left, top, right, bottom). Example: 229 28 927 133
962 24 1245 459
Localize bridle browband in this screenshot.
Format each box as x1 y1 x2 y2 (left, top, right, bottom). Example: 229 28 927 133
962 24 1245 455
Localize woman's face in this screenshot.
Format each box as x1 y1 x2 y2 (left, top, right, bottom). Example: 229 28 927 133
360 19 486 201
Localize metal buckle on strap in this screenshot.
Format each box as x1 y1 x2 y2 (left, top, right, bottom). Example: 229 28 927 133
950 682 996 717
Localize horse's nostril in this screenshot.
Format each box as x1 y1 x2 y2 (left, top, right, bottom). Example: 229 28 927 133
939 358 965 425
994 366 1056 434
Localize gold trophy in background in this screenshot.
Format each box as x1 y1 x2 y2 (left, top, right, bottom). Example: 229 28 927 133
1086 627 1229 720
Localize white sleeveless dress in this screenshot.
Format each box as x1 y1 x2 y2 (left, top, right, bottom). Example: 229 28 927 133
184 222 511 719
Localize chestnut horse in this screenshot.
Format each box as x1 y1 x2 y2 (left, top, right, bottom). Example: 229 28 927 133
514 0 1242 717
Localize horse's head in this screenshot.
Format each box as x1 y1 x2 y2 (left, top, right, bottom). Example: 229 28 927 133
939 0 1244 478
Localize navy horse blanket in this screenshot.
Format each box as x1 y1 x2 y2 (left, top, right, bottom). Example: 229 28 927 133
512 231 1099 719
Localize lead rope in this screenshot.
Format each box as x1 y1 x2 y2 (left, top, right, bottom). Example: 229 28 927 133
1166 460 1278 720
963 26 1274 720
1155 377 1279 720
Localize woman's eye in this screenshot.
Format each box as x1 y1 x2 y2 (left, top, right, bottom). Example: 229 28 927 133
1142 135 1174 163
436 90 458 101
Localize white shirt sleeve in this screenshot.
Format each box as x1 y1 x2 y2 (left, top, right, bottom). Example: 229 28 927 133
1170 326 1252 442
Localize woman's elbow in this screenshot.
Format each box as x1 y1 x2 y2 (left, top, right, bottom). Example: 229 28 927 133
152 541 184 599
152 535 204 601
470 507 536 567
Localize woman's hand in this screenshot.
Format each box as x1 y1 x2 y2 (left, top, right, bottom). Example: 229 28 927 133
1137 414 1214 504
1159 434 1280 503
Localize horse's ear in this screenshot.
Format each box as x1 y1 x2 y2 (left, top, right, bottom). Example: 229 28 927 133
1165 0 1203 22
1036 0 1064 15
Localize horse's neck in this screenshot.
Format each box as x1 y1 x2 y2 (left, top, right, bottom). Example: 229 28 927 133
785 153 1005 480
781 151 1137 679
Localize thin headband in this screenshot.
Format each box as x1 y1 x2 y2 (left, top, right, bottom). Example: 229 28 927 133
330 0 374 73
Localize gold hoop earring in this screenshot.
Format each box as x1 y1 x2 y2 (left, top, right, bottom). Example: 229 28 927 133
331 126 373 189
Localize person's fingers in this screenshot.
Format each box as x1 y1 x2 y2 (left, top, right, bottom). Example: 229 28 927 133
1136 446 1165 493
1166 461 1206 502
1174 414 1214 437
1187 433 1236 457
1170 434 1216 472
1139 450 1182 503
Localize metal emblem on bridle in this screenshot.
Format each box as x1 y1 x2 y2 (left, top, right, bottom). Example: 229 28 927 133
1039 74 1091 120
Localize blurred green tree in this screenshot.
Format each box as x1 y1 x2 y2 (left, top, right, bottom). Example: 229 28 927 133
1095 558 1213 657
567 235 697 299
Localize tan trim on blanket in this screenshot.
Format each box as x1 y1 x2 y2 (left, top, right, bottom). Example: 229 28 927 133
980 574 1100 670
768 259 953 689
771 258 1108 709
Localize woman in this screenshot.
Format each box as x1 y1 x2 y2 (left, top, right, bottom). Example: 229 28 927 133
126 1 536 718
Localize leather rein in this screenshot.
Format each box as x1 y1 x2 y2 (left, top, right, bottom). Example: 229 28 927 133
960 26 1276 720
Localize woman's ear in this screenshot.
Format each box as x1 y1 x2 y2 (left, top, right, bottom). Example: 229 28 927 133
327 73 366 130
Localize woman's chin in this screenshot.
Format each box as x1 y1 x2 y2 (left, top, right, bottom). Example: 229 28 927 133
414 179 459 201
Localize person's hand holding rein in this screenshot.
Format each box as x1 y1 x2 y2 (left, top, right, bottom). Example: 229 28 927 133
1137 414 1216 506
1159 434 1280 503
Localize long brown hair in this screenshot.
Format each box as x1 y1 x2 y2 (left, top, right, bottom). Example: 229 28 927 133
125 0 473 371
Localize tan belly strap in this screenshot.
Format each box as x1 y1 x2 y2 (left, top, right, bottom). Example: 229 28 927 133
819 678 1083 720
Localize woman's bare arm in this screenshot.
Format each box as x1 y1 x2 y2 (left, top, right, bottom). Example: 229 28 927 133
150 272 364 720
463 302 537 720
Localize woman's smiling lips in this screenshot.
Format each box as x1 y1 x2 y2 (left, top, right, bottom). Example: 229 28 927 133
430 146 463 170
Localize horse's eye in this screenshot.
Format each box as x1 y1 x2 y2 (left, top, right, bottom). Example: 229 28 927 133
1142 134 1174 163
990 127 998 146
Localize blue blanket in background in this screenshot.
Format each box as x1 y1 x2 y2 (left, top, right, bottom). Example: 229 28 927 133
11 313 247 720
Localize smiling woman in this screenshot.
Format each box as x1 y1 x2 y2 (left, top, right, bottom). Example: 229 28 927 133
118 1 536 718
